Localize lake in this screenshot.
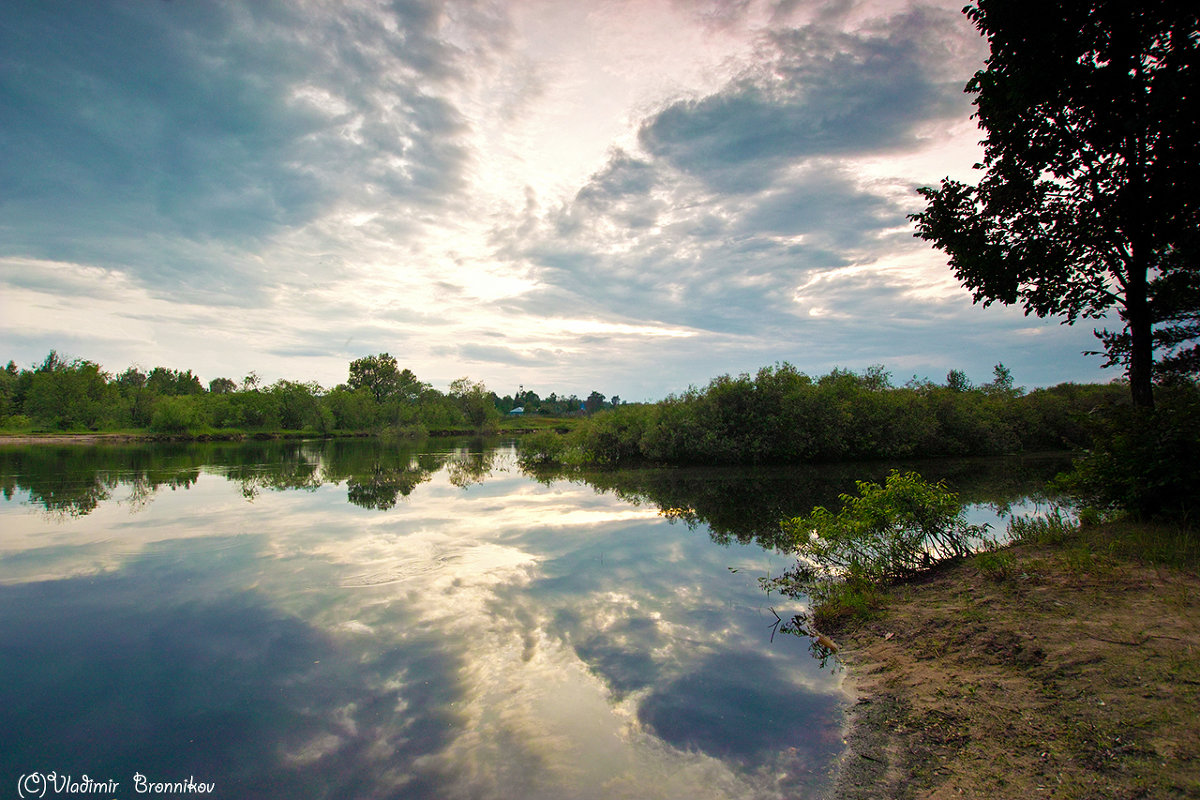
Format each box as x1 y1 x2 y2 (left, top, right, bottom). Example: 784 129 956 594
0 439 1068 799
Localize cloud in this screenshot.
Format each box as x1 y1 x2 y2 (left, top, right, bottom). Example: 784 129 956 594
497 5 979 340
0 0 476 296
638 650 844 764
455 343 558 368
636 7 967 191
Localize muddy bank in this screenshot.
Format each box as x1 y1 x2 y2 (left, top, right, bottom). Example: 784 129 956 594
0 429 534 446
0 433 157 445
829 526 1200 799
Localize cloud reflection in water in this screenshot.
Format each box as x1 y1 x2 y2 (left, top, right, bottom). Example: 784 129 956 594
0 442 848 799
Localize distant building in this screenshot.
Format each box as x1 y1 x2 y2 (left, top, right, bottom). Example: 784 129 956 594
508 406 524 415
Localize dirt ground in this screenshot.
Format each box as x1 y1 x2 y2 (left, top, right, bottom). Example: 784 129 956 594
828 528 1200 799
0 433 151 445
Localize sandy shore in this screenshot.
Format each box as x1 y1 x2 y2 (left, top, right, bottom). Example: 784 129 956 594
828 525 1200 799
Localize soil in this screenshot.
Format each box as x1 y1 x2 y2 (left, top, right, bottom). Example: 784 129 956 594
0 433 153 445
827 527 1200 799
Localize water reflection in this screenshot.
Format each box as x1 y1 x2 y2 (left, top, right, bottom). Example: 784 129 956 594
535 453 1069 550
0 440 1068 534
0 439 1067 799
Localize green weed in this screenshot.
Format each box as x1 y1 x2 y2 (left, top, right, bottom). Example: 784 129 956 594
974 549 1017 581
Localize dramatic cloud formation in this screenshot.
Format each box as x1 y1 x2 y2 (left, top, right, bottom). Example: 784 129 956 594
0 0 1112 398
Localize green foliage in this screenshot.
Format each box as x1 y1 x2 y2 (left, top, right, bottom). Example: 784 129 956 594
1 414 33 432
0 361 22 423
147 366 203 396
0 349 1135 461
346 353 429 403
268 379 323 430
208 377 237 395
449 377 499 432
764 471 984 630
573 404 657 465
799 576 887 632
325 386 380 430
584 391 606 414
516 430 568 469
781 471 985 584
150 395 201 434
973 549 1017 581
1008 510 1077 546
1052 385 1200 520
911 2 1200 407
24 353 116 430
566 363 1120 466
945 369 971 392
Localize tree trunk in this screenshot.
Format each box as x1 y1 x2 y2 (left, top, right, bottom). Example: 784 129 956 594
1126 249 1155 410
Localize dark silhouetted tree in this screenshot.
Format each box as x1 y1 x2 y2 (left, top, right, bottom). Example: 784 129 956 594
912 1 1200 408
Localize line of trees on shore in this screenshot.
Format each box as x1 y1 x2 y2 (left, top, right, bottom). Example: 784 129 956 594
0 351 612 436
522 362 1130 468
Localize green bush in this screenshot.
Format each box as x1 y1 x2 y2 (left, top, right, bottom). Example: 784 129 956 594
0 414 33 432
1052 386 1200 520
766 471 986 629
149 396 201 434
516 430 567 469
781 471 986 583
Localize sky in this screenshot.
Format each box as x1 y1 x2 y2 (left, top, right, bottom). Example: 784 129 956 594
0 0 1118 400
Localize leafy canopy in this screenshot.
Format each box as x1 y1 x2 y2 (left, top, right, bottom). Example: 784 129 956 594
912 1 1200 407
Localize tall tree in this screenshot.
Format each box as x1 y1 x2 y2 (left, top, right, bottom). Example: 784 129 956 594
348 353 401 402
912 1 1199 408
584 391 607 414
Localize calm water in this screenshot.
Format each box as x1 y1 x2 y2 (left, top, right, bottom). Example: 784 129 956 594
0 439 1067 799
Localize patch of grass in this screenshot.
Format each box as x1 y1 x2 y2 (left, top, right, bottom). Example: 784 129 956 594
973 549 1017 581
807 577 887 631
1096 520 1200 571
498 415 580 432
1060 543 1104 576
1008 509 1077 545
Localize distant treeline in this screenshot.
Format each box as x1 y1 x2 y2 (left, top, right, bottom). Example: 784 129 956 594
0 351 609 435
522 363 1131 467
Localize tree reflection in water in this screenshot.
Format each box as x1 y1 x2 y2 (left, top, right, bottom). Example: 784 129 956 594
0 439 1068 531
0 437 507 516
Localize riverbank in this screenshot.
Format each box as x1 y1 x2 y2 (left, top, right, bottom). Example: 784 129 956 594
0 420 576 446
830 520 1200 799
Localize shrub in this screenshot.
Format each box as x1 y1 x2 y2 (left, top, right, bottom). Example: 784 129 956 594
781 471 986 584
1052 386 1200 520
149 396 200 434
516 430 567 469
766 471 986 630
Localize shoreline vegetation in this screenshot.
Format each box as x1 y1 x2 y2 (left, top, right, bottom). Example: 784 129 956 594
1 350 1141 468
0 420 573 447
0 350 594 441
